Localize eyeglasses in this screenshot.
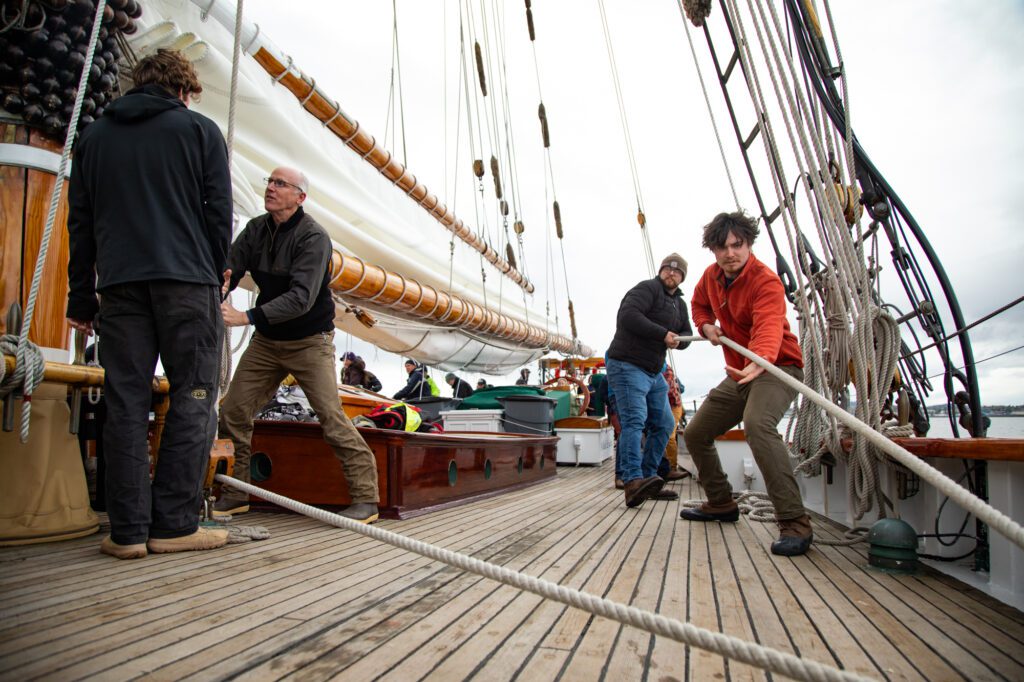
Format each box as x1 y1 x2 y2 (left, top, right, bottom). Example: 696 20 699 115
263 176 305 192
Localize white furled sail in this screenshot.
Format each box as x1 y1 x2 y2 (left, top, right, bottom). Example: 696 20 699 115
127 0 589 373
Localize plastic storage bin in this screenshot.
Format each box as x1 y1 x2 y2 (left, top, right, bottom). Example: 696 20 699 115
497 395 556 435
440 409 504 433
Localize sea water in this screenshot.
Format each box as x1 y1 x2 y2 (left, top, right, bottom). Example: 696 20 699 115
776 415 1024 439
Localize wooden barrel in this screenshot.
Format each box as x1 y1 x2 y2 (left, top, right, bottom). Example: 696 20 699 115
0 122 72 351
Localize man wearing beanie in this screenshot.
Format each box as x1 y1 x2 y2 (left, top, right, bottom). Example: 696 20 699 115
606 252 693 508
394 359 428 400
681 211 811 556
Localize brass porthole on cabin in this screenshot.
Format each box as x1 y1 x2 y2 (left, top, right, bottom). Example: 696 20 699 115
251 452 272 482
448 460 457 486
484 459 493 480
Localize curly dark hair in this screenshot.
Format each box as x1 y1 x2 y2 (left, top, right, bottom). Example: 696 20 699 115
701 211 760 249
131 49 203 99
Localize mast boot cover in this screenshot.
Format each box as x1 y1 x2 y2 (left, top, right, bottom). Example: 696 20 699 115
0 382 99 545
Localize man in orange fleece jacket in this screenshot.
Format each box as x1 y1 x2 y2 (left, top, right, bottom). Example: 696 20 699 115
681 211 812 556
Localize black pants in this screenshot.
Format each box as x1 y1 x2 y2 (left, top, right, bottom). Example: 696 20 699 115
99 281 222 545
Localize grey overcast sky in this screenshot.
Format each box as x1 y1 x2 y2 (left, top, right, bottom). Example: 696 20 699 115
240 0 1024 404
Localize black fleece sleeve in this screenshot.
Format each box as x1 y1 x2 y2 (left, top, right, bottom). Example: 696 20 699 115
676 298 693 350
616 282 666 341
66 143 99 321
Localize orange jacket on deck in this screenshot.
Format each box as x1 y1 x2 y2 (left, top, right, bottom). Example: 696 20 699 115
691 252 803 371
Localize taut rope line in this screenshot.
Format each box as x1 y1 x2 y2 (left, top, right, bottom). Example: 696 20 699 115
688 335 1024 551
216 475 868 682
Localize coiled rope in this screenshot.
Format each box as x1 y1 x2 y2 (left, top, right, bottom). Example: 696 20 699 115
215 474 868 682
7 0 108 443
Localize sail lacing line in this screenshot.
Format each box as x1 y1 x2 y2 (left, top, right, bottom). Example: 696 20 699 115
2 0 108 443
522 0 577 348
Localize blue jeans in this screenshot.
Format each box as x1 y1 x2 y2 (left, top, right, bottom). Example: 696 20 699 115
606 358 675 483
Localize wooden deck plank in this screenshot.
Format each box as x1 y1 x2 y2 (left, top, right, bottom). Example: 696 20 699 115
811 521 1024 680
731 517 898 680
0 463 1022 682
558 494 673 680
4 475 581 679
311 481 624 681
603 494 704 682
402 487 631 680
747 517 958 681
156 467 607 681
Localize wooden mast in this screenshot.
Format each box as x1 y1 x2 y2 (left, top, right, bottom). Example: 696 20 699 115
327 251 590 356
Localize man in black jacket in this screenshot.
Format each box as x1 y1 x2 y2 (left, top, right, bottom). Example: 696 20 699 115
606 253 693 507
445 373 474 399
217 166 380 523
66 49 231 559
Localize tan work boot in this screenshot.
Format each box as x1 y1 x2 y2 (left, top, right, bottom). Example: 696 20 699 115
771 514 813 556
147 527 229 553
100 535 147 560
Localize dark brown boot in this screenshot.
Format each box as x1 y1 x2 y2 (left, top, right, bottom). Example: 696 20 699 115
614 478 624 490
771 514 813 556
665 470 690 482
623 476 664 508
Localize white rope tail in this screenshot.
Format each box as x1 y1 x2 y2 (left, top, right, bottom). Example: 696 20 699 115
216 474 868 682
715 335 1024 551
14 0 108 443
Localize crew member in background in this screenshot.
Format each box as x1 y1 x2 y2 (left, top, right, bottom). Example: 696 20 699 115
394 359 428 400
606 253 693 507
66 49 231 559
218 166 380 524
514 368 531 386
445 373 474 398
681 211 811 556
662 365 689 481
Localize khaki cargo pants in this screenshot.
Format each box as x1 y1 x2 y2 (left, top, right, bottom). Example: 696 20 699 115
682 365 804 520
219 331 379 503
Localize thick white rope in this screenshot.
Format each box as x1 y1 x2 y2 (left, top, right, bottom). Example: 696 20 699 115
12 0 108 443
215 474 868 682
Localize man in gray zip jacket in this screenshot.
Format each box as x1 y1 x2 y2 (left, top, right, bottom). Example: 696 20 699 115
216 166 380 523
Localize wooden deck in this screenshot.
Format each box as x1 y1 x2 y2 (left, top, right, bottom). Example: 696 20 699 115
1 463 1023 681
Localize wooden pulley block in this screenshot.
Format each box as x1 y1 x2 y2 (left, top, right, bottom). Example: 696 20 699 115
204 439 236 488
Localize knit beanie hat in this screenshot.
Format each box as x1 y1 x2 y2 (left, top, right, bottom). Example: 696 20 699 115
659 253 688 279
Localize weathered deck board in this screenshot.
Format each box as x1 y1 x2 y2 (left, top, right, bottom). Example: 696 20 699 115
1 462 1022 682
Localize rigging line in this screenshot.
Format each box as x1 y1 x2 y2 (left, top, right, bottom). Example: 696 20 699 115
675 0 741 210
393 0 409 166
904 296 1024 360
926 343 1024 381
596 0 645 212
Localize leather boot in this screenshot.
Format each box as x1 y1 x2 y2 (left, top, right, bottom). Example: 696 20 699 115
665 470 690 482
623 476 664 508
771 514 813 556
679 499 739 522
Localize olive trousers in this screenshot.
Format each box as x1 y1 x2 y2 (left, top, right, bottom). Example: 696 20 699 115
683 365 805 520
219 331 379 503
